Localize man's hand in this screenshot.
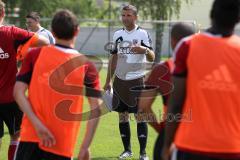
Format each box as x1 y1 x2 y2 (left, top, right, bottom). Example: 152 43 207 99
131 45 146 54
78 147 90 160
14 81 56 148
34 120 56 148
103 82 111 91
131 45 155 62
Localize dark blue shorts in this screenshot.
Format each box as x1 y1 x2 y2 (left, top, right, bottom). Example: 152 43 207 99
15 142 71 160
0 102 23 138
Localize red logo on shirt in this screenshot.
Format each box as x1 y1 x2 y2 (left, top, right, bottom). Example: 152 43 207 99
199 65 237 92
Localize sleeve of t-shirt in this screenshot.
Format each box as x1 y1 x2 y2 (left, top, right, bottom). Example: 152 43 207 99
11 26 34 50
11 26 34 42
172 38 191 77
111 32 118 54
16 48 41 84
141 30 153 50
84 62 101 98
47 31 55 44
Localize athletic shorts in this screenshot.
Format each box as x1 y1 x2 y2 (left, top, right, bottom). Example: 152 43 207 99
0 102 23 138
15 142 71 160
172 149 240 160
112 76 144 113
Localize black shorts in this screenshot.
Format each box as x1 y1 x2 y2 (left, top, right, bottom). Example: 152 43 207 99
0 102 23 138
15 142 71 160
112 76 144 113
172 149 240 160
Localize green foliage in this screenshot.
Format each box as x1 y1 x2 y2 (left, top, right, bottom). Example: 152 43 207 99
2 0 19 13
127 0 192 20
59 0 106 19
17 0 59 26
4 0 119 27
2 0 19 24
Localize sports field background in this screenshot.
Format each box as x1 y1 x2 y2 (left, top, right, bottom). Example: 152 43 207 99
0 67 163 160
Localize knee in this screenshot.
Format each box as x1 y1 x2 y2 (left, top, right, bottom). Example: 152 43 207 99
119 112 129 123
135 113 147 123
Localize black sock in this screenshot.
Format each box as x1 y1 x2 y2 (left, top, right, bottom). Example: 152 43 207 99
119 122 131 152
137 122 148 154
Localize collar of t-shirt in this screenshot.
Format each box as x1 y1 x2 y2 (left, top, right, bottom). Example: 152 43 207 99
124 25 138 34
55 43 73 49
55 44 79 54
36 26 45 33
204 29 233 38
203 32 235 39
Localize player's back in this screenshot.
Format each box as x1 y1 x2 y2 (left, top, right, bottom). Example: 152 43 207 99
175 33 240 153
20 45 89 157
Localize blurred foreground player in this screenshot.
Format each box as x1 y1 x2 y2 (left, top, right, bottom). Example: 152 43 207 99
162 0 240 160
14 10 101 160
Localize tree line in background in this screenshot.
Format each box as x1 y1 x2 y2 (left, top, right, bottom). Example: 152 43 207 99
3 0 192 62
3 0 115 26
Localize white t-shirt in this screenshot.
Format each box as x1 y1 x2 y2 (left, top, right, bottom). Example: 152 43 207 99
37 26 55 44
112 25 152 80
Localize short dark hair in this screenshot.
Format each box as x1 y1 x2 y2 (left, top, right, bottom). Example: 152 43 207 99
210 0 240 29
26 12 40 22
51 9 78 40
122 4 138 16
171 22 196 42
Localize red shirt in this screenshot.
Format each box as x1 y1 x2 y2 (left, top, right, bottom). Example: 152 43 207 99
172 36 191 77
145 59 174 106
0 26 34 103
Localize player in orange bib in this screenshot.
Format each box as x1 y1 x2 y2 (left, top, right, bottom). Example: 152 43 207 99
14 10 102 160
162 0 240 160
138 22 196 160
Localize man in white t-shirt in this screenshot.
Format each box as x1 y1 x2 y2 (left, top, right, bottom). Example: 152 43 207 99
26 12 55 44
103 4 155 160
